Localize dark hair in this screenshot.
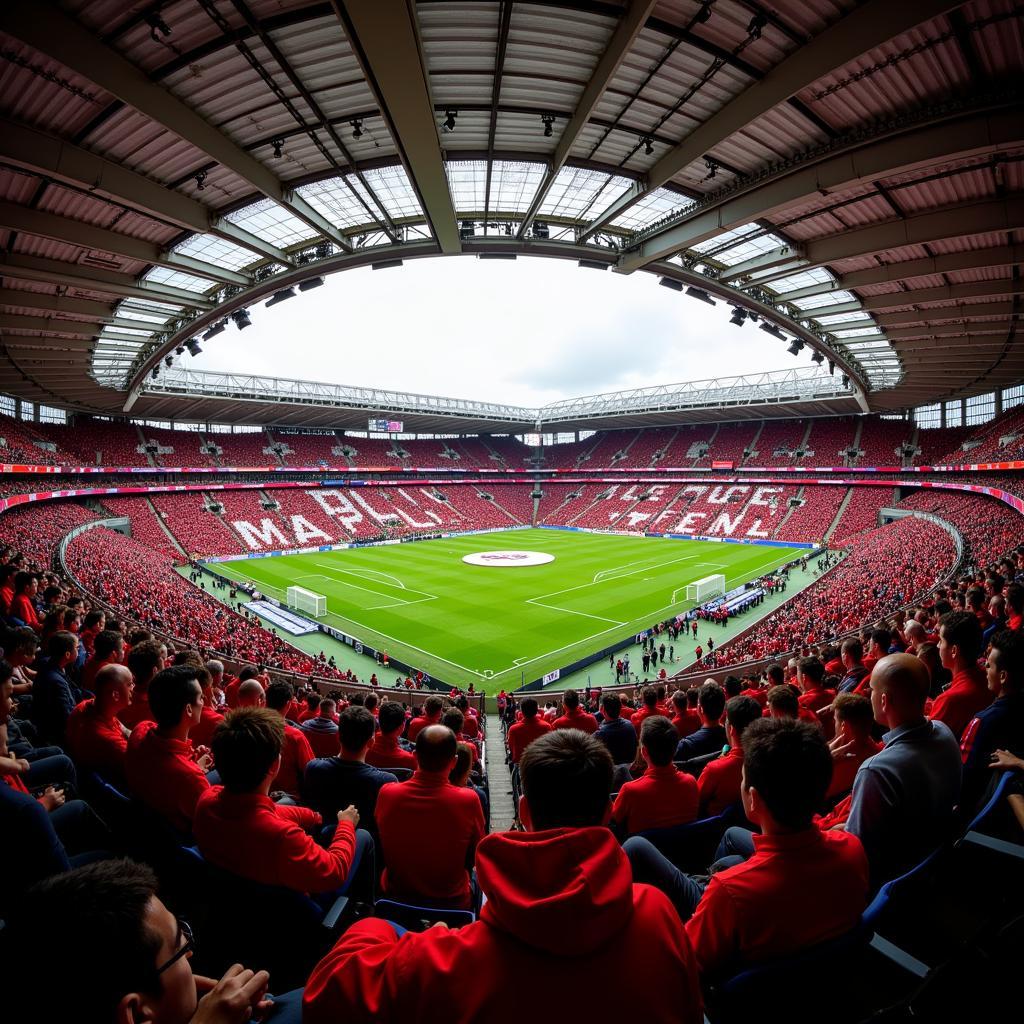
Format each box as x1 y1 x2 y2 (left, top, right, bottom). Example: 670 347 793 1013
797 657 825 685
449 742 473 785
127 628 153 647
642 686 658 709
562 689 579 710
46 630 77 663
127 640 163 686
83 610 105 630
601 693 621 719
697 681 726 721
1006 582 1024 615
13 570 36 594
640 716 679 767
238 665 260 682
211 707 283 791
4 626 38 656
742 718 832 830
870 628 892 651
0 660 13 686
520 729 613 830
724 676 742 698
989 629 1024 690
833 692 874 732
939 610 983 663
521 697 539 719
423 694 444 716
841 637 863 661
441 707 465 735
686 688 699 708
766 683 799 717
766 664 784 686
339 705 376 751
148 665 201 730
6 860 163 1020
726 695 763 738
416 724 457 772
378 700 406 735
93 629 124 661
265 680 294 711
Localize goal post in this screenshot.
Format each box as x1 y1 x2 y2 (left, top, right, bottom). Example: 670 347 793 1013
685 574 726 603
286 585 327 618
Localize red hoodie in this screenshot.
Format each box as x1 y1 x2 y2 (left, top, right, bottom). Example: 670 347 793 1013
303 827 702 1024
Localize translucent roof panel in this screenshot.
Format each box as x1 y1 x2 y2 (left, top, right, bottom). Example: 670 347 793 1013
608 188 694 232
117 299 184 318
537 166 633 220
143 266 214 294
765 268 836 293
447 161 487 213
113 302 175 326
296 177 376 230
791 290 856 310
692 224 761 255
173 233 258 272
712 231 789 267
355 166 423 220
814 311 875 326
488 162 546 214
223 198 319 248
835 326 883 338
344 175 391 226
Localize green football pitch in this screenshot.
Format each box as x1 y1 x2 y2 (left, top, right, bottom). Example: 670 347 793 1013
210 529 805 691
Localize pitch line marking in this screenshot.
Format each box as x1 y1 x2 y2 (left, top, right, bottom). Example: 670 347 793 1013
313 562 408 590
304 565 436 603
526 600 626 626
592 553 698 584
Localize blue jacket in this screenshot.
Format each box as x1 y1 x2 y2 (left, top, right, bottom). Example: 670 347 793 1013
31 664 77 744
596 716 638 766
303 758 398 834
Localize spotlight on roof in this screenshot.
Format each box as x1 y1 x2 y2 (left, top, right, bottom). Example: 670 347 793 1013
659 277 683 292
685 286 716 306
729 307 748 327
350 119 363 139
787 339 805 356
164 355 173 368
442 109 458 133
811 350 825 364
532 221 550 239
203 320 227 341
694 1 713 23
230 309 252 330
298 277 324 292
151 367 160 379
642 136 654 156
828 359 836 375
747 13 767 38
842 374 850 389
271 138 284 159
541 114 555 138
759 322 786 341
174 346 185 356
265 287 297 307
186 339 202 357
578 259 608 271
194 170 207 191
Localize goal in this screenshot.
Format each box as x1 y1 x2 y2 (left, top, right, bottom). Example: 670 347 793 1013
685 574 726 603
286 585 327 618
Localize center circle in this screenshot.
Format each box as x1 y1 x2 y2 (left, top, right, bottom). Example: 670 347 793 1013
461 550 555 567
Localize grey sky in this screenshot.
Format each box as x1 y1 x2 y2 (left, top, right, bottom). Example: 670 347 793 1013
190 255 798 407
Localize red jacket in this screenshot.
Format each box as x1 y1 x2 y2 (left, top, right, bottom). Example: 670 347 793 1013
685 828 868 977
65 699 128 784
193 787 356 893
118 695 155 731
274 724 314 798
376 771 485 908
929 666 992 740
366 733 416 772
124 721 210 834
506 716 552 763
552 707 598 734
612 764 699 835
673 710 702 737
798 687 836 717
9 593 40 631
697 746 744 817
407 714 440 743
189 704 225 747
304 827 702 1024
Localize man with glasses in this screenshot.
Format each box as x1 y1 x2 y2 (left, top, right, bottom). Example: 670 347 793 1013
5 858 301 1023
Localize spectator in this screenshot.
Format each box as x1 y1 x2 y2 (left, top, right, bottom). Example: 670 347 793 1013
697 696 763 817
796 657 835 717
932 610 992 739
407 694 444 743
450 740 489 822
193 707 368 894
552 689 598 733
674 682 726 760
186 664 225 747
630 686 661 732
626 719 869 978
31 630 80 745
301 698 341 757
826 693 882 801
594 693 638 766
304 729 702 1024
455 695 479 738
124 665 212 835
672 688 702 737
304 706 397 834
120 639 164 730
375 724 485 909
366 700 416 771
507 696 553 764
265 680 314 800
64 663 133 786
9 571 41 631
847 653 961 887
611 716 699 836
81 628 125 693
5 859 278 1024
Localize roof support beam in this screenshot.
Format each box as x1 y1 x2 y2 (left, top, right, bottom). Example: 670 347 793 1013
0 254 214 309
516 0 657 238
0 0 349 249
0 289 118 320
332 0 460 253
874 300 1016 328
0 201 248 287
718 245 804 283
0 116 291 265
0 313 102 336
793 299 862 317
617 102 1024 271
862 278 1024 311
579 0 963 240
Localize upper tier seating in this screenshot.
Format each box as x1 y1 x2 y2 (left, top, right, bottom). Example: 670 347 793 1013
140 426 216 467
772 486 848 543
36 420 147 466
0 415 63 465
854 418 913 467
267 430 341 467
100 496 183 561
149 492 245 557
204 430 278 467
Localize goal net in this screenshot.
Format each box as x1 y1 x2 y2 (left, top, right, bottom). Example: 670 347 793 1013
286 585 327 618
685 574 726 604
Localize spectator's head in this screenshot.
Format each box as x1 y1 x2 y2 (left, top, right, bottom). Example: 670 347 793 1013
265 680 293 714
938 610 983 672
318 698 336 719
339 705 376 758
149 666 203 733
766 663 785 687
671 689 687 714
562 689 580 711
6 859 206 1023
0 660 14 723
904 620 926 646
724 676 742 699
47 630 78 670
450 742 474 788
741 718 832 832
415 724 458 773
642 686 658 710
3 627 38 667
869 653 931 729
95 663 134 714
697 681 726 724
869 629 891 658
204 660 224 687
916 641 942 684
521 697 539 719
796 657 825 692
600 693 621 720
640 715 679 768
127 628 153 648
441 707 465 736
82 610 105 632
212 707 283 793
833 692 874 741
128 640 165 690
378 700 406 737
238 665 259 684
686 687 699 709
840 639 863 669
987 630 1024 696
364 693 378 714
1006 582 1024 618
13 570 37 597
423 694 444 720
766 683 799 719
93 629 125 663
725 695 763 749
236 679 265 708
519 728 613 831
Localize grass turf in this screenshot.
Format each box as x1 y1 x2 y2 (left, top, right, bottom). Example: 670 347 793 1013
210 528 805 691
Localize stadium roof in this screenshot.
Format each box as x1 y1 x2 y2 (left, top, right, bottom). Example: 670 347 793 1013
0 0 1021 427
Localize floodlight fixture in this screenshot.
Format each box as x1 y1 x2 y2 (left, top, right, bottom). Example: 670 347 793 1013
759 322 786 341
442 110 458 132
265 288 297 307
151 367 160 379
694 1 713 23
685 286 716 306
230 309 252 330
164 355 173 368
186 339 202 357
729 308 748 326
642 137 654 156
659 277 683 292
841 374 850 389
578 259 608 271
810 350 825 364
271 138 284 159
828 359 836 375
298 277 324 292
350 119 363 139
203 320 227 341
787 339 805 356
541 114 555 137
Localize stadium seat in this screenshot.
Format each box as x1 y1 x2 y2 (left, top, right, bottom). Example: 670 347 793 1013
374 898 476 932
376 766 413 782
634 804 748 874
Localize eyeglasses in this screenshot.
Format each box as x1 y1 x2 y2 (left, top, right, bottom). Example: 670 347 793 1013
156 919 195 975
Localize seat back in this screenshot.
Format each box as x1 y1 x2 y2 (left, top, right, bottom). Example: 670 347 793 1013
376 766 413 782
374 898 475 932
636 807 740 873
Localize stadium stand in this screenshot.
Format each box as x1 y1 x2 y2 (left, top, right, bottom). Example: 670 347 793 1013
268 430 341 467
0 415 62 465
149 493 246 557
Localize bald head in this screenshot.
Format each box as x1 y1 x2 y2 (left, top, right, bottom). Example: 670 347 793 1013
415 724 458 773
95 663 134 710
236 679 266 707
905 620 926 643
870 653 930 726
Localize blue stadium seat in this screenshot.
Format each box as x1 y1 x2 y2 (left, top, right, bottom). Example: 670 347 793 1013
376 766 413 782
634 804 749 873
956 769 1024 861
374 897 475 932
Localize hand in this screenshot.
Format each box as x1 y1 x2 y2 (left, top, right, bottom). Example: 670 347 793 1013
39 786 65 812
197 753 214 772
337 804 360 827
14 758 31 775
191 965 272 1024
990 749 1024 772
830 739 858 761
